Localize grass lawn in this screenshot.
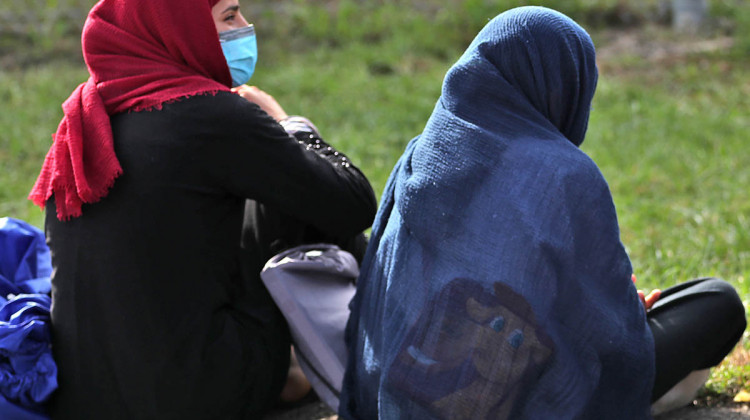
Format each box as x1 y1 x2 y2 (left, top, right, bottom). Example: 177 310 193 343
1 0 748 404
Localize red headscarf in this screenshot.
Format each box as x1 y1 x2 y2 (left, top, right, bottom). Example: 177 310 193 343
29 0 232 220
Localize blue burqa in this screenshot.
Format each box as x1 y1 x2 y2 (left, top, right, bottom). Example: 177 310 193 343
340 7 654 419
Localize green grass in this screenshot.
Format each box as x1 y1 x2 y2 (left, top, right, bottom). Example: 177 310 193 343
1 0 749 402
700 341 750 405
585 49 750 400
252 42 450 203
587 56 750 289
0 63 89 228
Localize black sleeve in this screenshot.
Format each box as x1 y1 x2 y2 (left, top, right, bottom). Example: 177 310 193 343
191 91 377 238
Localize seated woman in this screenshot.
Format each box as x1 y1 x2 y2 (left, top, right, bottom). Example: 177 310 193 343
339 6 746 419
28 0 376 418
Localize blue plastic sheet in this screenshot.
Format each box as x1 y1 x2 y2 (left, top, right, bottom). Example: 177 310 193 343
0 218 51 305
0 218 55 419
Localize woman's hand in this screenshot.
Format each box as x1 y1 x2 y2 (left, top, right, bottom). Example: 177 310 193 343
231 85 289 122
633 273 661 311
637 289 661 311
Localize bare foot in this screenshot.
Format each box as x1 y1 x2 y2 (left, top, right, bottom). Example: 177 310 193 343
279 346 312 403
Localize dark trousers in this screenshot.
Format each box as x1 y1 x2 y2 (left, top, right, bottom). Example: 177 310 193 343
649 277 746 401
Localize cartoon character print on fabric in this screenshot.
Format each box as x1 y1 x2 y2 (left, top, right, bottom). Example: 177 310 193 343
386 278 554 419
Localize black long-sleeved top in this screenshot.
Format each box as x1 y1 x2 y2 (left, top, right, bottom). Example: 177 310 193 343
45 91 376 419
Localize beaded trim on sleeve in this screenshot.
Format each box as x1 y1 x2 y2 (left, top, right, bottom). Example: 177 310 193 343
279 116 351 168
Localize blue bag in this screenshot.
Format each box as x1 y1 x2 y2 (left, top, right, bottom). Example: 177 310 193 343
0 218 55 419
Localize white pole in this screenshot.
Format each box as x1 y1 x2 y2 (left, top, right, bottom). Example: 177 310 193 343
672 0 708 32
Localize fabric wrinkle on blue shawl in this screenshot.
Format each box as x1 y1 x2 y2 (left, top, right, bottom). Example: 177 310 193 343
340 6 654 420
0 218 56 419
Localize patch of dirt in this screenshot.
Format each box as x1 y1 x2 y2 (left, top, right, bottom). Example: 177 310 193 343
264 400 335 420
696 346 750 408
595 25 735 76
656 404 750 420
598 27 733 60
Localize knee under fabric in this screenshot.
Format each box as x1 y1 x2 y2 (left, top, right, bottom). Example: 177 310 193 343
648 277 746 400
650 277 746 368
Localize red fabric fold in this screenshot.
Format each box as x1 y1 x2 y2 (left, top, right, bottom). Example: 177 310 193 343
29 0 231 220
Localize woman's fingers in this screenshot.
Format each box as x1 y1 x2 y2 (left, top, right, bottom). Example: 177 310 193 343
637 290 646 308
231 85 289 121
645 289 661 310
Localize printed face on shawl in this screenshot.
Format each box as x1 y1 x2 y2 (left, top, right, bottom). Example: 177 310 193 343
386 279 553 419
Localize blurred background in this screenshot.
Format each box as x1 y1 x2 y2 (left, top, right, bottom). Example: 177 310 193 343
1 0 748 406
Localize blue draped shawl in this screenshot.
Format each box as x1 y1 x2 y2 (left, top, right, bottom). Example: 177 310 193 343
340 7 654 419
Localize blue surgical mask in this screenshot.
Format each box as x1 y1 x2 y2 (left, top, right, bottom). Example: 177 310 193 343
219 25 257 87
